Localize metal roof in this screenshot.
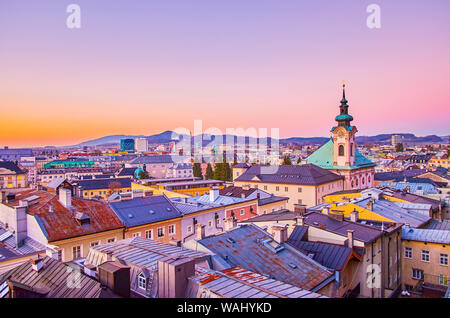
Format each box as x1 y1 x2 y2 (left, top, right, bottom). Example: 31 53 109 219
109 195 182 227
426 219 450 231
196 224 333 290
377 181 438 195
402 226 450 245
188 266 327 298
0 256 115 298
75 177 132 190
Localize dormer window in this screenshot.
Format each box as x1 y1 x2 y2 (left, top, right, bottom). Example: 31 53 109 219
138 273 147 290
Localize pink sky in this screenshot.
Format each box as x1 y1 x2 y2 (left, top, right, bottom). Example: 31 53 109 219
0 1 449 147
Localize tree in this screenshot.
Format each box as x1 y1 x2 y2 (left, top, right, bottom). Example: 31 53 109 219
225 162 232 181
205 163 214 179
297 157 302 164
282 156 292 165
138 170 149 179
193 163 203 179
395 143 404 152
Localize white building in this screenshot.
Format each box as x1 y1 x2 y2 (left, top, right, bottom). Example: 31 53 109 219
135 138 148 153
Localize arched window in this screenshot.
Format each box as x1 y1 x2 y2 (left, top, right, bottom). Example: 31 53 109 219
338 145 345 156
138 272 147 290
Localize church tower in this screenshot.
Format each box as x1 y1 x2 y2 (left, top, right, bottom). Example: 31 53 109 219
331 81 357 167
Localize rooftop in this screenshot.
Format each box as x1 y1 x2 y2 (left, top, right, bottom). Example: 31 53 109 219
402 226 450 245
235 164 344 186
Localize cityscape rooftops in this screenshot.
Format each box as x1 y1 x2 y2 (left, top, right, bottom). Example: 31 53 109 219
235 164 344 185
129 155 174 165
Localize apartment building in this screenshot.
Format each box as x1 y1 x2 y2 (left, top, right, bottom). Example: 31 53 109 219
0 162 28 190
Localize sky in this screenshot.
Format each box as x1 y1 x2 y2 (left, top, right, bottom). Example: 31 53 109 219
0 0 449 147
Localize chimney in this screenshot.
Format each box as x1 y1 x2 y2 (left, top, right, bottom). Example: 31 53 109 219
46 248 59 260
158 256 195 298
195 224 206 240
296 216 304 226
242 184 250 191
169 238 182 247
106 251 113 262
350 209 359 223
59 188 72 208
328 211 344 222
271 223 288 244
29 257 44 272
98 261 130 298
294 204 306 217
224 216 237 232
14 205 28 248
347 230 354 248
209 187 219 202
321 207 329 215
366 198 374 211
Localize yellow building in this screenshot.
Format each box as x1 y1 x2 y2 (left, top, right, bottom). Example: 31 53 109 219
75 178 132 200
401 226 449 297
0 162 28 189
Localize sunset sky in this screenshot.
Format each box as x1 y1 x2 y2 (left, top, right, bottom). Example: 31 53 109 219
0 0 449 147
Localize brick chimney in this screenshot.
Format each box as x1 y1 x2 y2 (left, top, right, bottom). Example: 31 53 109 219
350 209 359 223
366 198 374 211
347 230 354 248
30 257 44 272
293 204 306 217
271 223 288 244
195 224 205 240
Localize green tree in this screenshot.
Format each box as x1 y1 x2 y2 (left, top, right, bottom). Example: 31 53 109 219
395 143 404 152
138 170 149 179
193 162 203 179
297 157 302 164
282 156 292 165
205 163 214 179
225 162 232 181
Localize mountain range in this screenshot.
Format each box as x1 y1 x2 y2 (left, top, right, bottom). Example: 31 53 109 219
73 131 448 148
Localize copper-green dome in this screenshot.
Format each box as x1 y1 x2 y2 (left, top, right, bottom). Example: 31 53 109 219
335 114 353 121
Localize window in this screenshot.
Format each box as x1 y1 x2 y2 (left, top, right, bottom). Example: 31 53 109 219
168 225 175 235
90 241 99 247
132 232 141 238
157 227 165 237
298 187 302 193
298 199 302 204
145 230 153 239
338 145 344 156
208 221 213 228
440 254 448 266
275 186 279 191
412 268 424 280
107 238 116 243
187 226 193 233
138 273 147 290
421 250 430 262
404 247 412 259
240 209 244 215
57 250 63 261
284 187 288 192
439 274 448 286
264 185 267 190
72 246 81 260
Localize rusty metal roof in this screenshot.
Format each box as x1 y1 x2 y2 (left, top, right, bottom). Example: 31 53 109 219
197 224 333 291
7 190 124 242
188 266 327 298
0 256 116 298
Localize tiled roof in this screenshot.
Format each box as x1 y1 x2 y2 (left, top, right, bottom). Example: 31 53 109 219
302 211 383 243
374 169 426 181
241 209 295 223
0 161 26 174
74 177 132 190
306 139 375 170
402 226 450 245
188 266 327 298
129 155 174 165
109 195 182 227
376 181 438 195
0 256 114 298
235 164 344 186
6 190 124 242
197 224 333 290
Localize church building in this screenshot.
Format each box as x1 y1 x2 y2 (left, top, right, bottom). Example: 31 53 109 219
306 82 375 190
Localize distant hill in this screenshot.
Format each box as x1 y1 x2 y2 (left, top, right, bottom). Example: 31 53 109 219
73 131 447 147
